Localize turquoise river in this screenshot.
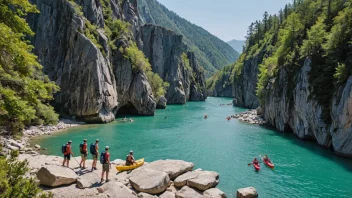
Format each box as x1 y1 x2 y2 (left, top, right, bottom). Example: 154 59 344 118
34 97 352 197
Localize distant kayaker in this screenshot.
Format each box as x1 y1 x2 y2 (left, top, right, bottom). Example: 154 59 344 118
263 154 272 163
79 139 88 169
101 146 111 183
62 140 74 167
252 158 259 165
91 139 99 171
204 115 208 119
126 150 135 165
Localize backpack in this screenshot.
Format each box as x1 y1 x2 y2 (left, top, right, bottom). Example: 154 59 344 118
100 152 106 164
61 144 66 154
90 143 96 154
79 143 84 151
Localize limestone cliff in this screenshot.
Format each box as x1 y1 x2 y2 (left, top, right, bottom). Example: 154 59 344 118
27 0 155 122
141 24 207 104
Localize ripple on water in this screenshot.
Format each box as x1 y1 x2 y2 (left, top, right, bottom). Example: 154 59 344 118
33 97 352 198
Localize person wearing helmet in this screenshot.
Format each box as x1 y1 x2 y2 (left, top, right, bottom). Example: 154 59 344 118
101 146 111 183
62 140 74 167
125 150 135 166
92 139 99 171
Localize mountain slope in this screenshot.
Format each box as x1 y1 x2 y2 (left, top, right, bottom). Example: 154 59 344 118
227 39 245 53
138 0 239 77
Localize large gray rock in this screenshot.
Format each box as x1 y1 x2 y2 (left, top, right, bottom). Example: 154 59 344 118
236 187 258 198
138 192 158 198
77 172 101 189
175 186 204 198
174 171 200 188
157 96 167 109
129 168 170 194
204 188 226 198
97 181 138 198
187 171 219 191
76 0 104 28
36 165 78 187
160 191 176 198
144 160 194 180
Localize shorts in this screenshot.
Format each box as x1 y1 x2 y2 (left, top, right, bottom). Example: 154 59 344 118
103 163 110 172
92 154 98 160
64 154 70 160
81 152 87 159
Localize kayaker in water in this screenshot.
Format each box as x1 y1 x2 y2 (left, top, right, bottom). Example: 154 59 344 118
263 154 272 163
204 115 208 119
252 158 259 165
126 150 135 165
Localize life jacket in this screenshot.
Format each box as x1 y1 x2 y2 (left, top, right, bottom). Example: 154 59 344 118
125 154 133 165
65 144 71 155
90 143 96 154
80 143 87 153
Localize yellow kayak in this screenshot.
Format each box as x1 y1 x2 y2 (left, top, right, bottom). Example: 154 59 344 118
116 158 144 171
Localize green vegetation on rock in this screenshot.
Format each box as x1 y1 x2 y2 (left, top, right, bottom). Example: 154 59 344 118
138 0 239 77
209 0 352 121
0 151 52 198
0 0 59 134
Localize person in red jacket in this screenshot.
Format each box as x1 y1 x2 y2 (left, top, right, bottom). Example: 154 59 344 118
79 139 88 169
101 146 111 183
62 140 74 167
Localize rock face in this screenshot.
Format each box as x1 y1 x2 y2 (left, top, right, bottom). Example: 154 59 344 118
129 168 170 194
236 187 258 198
28 0 118 123
36 165 78 187
157 96 167 109
141 24 206 104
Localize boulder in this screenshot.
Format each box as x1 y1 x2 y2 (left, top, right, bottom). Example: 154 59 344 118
36 165 78 187
111 159 126 165
144 160 194 179
6 139 25 150
138 192 157 198
129 168 170 194
77 172 101 189
160 191 176 198
97 181 137 198
34 144 41 149
204 188 226 198
236 187 258 198
175 186 204 198
157 96 167 109
174 171 200 188
187 171 219 191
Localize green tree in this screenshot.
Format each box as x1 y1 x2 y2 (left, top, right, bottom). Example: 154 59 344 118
146 71 169 99
0 0 59 133
0 151 52 198
300 16 327 57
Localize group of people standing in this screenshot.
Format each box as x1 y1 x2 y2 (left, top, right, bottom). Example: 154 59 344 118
61 139 111 182
61 139 136 183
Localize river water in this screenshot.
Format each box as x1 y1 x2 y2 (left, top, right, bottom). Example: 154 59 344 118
34 97 352 197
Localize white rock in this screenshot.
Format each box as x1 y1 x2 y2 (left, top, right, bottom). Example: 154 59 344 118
34 144 41 149
160 191 176 198
129 168 170 194
36 165 78 187
203 188 226 198
143 160 194 179
187 171 219 191
175 186 204 198
138 192 157 198
77 172 101 189
98 181 137 198
174 171 200 188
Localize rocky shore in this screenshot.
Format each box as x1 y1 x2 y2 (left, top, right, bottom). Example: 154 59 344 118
15 154 258 198
0 119 85 156
231 109 266 125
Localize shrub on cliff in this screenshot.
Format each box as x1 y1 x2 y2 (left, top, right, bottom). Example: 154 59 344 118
0 0 59 133
146 71 169 99
0 151 52 198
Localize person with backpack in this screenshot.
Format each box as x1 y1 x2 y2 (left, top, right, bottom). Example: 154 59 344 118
100 146 111 183
90 139 99 171
79 139 88 169
62 140 74 167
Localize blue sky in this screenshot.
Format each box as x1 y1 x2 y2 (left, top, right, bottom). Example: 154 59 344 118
156 0 292 41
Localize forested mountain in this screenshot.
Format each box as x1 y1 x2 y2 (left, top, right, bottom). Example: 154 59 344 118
208 0 352 156
227 39 245 53
138 0 239 77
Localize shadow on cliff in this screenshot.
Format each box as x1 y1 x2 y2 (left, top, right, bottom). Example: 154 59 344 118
116 102 139 116
262 125 352 173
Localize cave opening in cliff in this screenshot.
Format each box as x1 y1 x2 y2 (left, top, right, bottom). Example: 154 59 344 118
116 102 138 116
284 123 293 133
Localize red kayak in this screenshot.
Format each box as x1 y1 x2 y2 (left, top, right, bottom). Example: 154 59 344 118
263 159 274 168
253 163 260 171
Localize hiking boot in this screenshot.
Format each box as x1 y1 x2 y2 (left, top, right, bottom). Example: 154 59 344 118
106 179 110 182
100 179 104 183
